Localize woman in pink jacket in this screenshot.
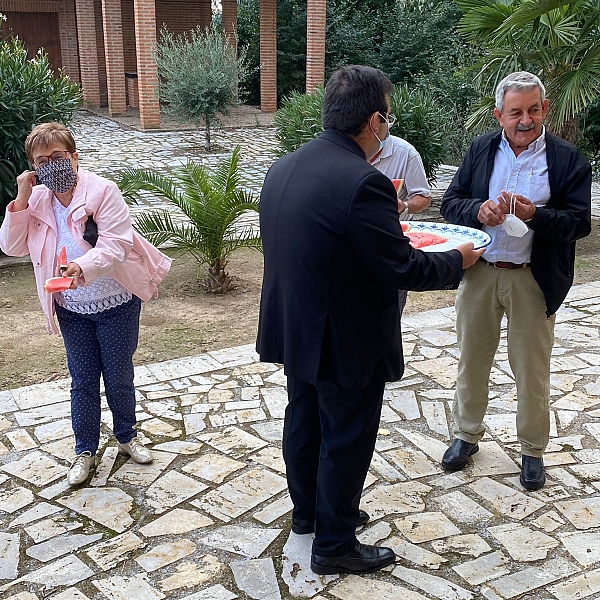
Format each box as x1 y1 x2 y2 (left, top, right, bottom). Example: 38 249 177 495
0 122 172 486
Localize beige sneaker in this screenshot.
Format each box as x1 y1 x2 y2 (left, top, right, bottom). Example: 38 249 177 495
67 452 95 486
117 438 153 464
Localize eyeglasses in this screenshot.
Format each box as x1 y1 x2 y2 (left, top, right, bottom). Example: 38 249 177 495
33 151 70 168
379 113 397 128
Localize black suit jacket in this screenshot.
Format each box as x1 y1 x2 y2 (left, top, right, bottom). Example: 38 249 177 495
256 130 464 388
441 130 591 316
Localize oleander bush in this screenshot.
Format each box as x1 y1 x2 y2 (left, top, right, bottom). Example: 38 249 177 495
0 22 81 222
273 84 447 183
273 87 324 156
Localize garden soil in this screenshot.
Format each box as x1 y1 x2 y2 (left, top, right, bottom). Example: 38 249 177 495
2 219 600 390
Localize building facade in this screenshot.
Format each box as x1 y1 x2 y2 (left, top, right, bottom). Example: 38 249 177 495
0 0 326 128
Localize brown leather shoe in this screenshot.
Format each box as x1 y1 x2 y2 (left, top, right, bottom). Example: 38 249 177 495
311 542 395 575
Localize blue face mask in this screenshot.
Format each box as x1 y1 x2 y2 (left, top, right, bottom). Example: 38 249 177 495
379 128 390 151
374 116 390 152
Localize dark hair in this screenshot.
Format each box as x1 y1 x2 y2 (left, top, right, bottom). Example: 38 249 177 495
322 65 393 135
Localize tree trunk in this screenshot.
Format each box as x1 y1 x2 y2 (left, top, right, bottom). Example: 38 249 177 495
203 259 235 293
555 115 580 145
204 117 211 151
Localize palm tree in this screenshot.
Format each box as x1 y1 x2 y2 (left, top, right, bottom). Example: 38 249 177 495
456 0 600 142
114 146 261 293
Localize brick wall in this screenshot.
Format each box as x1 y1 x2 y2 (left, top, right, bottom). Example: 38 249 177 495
259 0 276 112
102 0 126 115
156 0 210 36
75 0 100 105
306 0 325 92
94 0 108 105
133 0 160 128
58 0 79 81
0 1 57 10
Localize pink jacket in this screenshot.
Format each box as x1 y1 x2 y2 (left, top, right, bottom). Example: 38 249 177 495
0 168 172 333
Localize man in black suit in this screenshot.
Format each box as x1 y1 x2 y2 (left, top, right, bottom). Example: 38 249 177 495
256 65 483 575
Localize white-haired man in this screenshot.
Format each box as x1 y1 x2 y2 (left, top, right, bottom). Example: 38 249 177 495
440 71 591 490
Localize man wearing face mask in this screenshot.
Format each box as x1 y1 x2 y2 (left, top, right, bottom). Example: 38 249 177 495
440 72 591 490
370 134 432 318
0 122 171 487
257 65 484 575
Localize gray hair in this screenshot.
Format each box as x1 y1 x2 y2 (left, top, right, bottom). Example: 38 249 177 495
495 72 546 113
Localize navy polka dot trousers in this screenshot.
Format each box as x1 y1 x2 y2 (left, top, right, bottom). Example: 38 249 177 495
55 296 142 455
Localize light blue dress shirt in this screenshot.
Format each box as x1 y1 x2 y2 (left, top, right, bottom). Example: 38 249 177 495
484 127 550 263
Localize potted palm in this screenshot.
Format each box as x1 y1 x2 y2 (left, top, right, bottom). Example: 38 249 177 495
113 146 261 293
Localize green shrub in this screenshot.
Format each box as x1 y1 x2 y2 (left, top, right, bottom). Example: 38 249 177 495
273 84 447 183
273 87 324 156
0 31 82 221
388 85 449 184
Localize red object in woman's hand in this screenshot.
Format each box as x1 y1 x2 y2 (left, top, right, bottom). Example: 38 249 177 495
58 246 68 274
44 276 74 293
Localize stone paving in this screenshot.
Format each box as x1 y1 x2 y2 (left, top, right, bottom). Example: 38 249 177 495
1 283 600 600
1 112 600 600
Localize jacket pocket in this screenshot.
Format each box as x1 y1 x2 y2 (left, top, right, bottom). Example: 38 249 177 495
28 221 44 267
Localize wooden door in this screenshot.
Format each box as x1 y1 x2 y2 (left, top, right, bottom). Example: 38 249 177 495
1 12 62 73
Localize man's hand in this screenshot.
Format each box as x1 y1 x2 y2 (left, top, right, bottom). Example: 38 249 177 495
62 262 83 289
477 199 505 227
13 170 38 211
456 242 485 269
497 190 536 222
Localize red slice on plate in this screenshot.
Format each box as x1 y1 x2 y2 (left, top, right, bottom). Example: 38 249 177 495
401 222 410 233
58 246 68 273
44 276 74 293
406 232 448 249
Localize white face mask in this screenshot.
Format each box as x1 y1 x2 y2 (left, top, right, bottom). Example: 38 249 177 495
502 194 529 238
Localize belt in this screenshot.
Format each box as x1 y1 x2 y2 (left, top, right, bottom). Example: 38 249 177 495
479 258 530 269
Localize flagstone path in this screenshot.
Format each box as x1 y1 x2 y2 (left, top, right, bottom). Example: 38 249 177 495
1 112 600 600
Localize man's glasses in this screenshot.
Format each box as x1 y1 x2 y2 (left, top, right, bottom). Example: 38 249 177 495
379 113 397 128
33 151 70 168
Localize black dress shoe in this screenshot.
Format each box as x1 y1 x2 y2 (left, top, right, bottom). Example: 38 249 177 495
292 509 370 535
520 455 545 490
311 542 395 575
441 439 479 471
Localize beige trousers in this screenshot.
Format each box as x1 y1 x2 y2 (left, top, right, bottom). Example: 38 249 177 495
452 260 555 457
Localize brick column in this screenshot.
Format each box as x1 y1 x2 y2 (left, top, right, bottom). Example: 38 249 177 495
259 0 277 113
59 0 81 84
101 0 127 115
222 0 237 51
133 0 160 129
75 0 101 106
306 0 326 92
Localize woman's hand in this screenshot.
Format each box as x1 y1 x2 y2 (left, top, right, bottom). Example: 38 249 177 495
63 262 83 289
14 171 38 211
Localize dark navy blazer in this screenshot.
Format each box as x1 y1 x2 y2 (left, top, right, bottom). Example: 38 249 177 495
256 129 464 389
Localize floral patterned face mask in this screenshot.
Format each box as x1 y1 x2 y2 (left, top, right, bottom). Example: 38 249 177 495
36 158 77 193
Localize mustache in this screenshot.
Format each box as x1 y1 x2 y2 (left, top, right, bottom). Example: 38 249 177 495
515 123 536 131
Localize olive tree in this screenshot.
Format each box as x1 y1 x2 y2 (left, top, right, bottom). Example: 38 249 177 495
155 25 249 151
